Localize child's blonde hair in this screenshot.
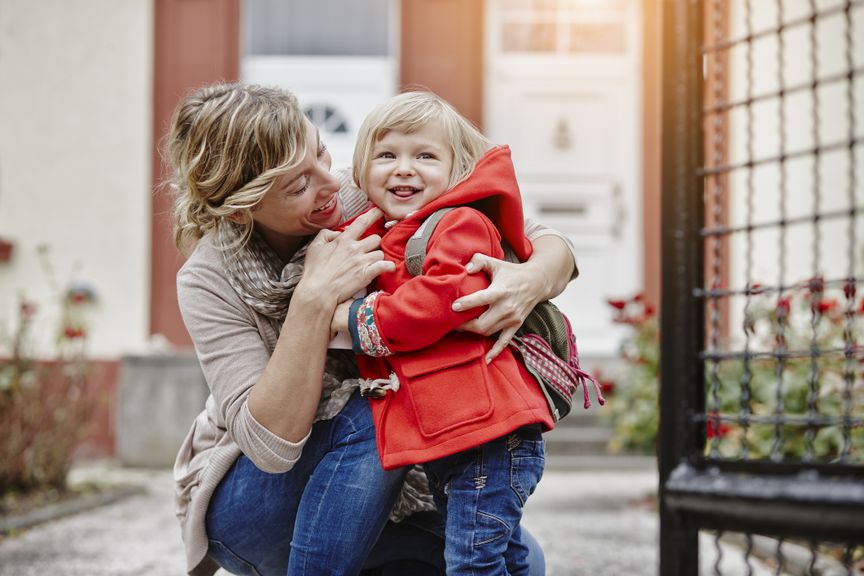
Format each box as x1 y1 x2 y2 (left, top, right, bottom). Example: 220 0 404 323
352 91 491 192
165 82 309 252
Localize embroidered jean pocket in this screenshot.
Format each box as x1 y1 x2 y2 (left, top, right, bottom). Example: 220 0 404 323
393 336 492 438
509 433 545 506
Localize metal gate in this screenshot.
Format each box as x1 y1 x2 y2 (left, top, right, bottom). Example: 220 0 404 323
659 0 864 574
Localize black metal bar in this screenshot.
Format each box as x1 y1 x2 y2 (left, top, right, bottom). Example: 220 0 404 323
703 66 864 116
665 463 864 540
659 1 705 574
701 0 864 54
700 345 859 362
692 412 864 429
699 206 864 238
694 276 862 299
699 138 862 177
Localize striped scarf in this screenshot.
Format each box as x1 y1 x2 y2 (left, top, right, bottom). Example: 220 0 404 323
217 177 436 520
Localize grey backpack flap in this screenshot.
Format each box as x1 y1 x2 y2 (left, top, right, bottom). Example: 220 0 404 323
405 208 604 421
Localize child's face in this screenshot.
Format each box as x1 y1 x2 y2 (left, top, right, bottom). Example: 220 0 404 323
365 121 453 221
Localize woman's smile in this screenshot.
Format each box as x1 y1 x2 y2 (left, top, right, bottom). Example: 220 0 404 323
313 195 338 214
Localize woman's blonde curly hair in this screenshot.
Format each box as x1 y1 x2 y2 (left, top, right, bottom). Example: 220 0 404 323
165 82 308 253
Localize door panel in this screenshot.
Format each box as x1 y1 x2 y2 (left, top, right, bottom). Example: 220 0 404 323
485 0 643 358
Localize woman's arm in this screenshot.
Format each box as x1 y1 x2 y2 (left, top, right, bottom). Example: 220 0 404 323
179 210 391 473
454 232 577 363
247 209 393 441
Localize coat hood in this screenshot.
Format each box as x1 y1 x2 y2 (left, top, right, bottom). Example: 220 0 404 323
382 145 533 261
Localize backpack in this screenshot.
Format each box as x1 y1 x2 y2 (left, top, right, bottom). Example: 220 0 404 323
404 208 605 422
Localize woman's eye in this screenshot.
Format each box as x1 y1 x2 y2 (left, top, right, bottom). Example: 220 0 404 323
291 175 310 196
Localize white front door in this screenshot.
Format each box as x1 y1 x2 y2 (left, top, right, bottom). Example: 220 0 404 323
485 0 643 357
240 0 398 170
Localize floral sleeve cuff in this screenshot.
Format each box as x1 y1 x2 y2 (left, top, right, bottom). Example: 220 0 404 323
349 291 392 357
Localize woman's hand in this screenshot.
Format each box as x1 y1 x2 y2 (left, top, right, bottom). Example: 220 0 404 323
298 208 395 307
453 235 576 363
453 255 551 363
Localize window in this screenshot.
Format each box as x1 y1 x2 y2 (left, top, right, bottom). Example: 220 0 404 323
499 0 627 54
244 0 390 56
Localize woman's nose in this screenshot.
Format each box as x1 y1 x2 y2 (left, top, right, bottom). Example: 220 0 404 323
317 168 340 196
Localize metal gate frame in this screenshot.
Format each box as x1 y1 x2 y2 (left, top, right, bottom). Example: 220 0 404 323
658 1 864 574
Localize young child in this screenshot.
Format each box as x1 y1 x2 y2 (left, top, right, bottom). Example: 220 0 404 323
331 91 555 575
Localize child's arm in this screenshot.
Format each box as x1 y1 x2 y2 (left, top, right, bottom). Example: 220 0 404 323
346 208 501 356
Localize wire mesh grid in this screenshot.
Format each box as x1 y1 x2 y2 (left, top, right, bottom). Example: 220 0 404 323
700 530 863 575
699 0 864 466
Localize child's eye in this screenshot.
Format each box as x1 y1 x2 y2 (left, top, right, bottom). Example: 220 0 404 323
376 152 395 159
418 153 435 160
317 142 328 158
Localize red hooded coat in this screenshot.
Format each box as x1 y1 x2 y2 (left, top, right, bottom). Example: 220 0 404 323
345 146 555 470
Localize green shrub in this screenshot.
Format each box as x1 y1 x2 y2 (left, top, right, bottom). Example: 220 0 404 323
601 284 863 463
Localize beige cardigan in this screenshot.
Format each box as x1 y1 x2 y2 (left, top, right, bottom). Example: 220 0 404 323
173 176 578 576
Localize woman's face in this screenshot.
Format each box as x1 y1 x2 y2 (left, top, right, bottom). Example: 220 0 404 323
251 120 342 257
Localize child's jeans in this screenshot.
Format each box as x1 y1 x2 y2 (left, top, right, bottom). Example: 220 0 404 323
422 425 546 576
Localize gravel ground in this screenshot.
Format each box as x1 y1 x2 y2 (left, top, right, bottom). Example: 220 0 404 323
0 463 668 575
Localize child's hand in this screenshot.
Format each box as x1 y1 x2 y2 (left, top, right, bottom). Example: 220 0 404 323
452 254 546 363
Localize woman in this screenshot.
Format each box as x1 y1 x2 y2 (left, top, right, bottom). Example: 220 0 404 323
167 83 578 576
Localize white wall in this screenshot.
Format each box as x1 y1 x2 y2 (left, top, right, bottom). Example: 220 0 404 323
0 0 153 358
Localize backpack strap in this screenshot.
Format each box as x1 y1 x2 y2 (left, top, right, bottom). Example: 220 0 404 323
406 207 525 278
405 207 455 277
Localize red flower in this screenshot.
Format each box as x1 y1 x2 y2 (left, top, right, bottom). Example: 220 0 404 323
776 297 792 317
600 380 616 396
844 280 857 299
633 293 645 303
706 415 731 439
644 303 656 318
63 326 86 339
749 282 764 295
607 299 628 310
815 299 839 315
65 285 95 305
19 300 37 318
70 292 88 304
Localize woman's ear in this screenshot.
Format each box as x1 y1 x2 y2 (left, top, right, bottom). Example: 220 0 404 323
227 211 249 225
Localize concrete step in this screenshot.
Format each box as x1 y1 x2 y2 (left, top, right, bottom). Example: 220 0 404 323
543 426 613 456
544 454 658 472
554 412 607 428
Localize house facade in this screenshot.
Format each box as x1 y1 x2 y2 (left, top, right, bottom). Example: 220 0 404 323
0 0 662 456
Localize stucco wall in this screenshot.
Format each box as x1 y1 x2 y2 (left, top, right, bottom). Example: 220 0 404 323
0 0 153 358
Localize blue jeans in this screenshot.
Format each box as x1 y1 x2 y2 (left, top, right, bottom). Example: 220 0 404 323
423 426 546 576
206 392 546 575
206 391 405 575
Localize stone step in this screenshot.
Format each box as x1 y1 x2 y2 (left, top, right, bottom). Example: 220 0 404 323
543 426 613 456
554 411 607 428
544 454 658 472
